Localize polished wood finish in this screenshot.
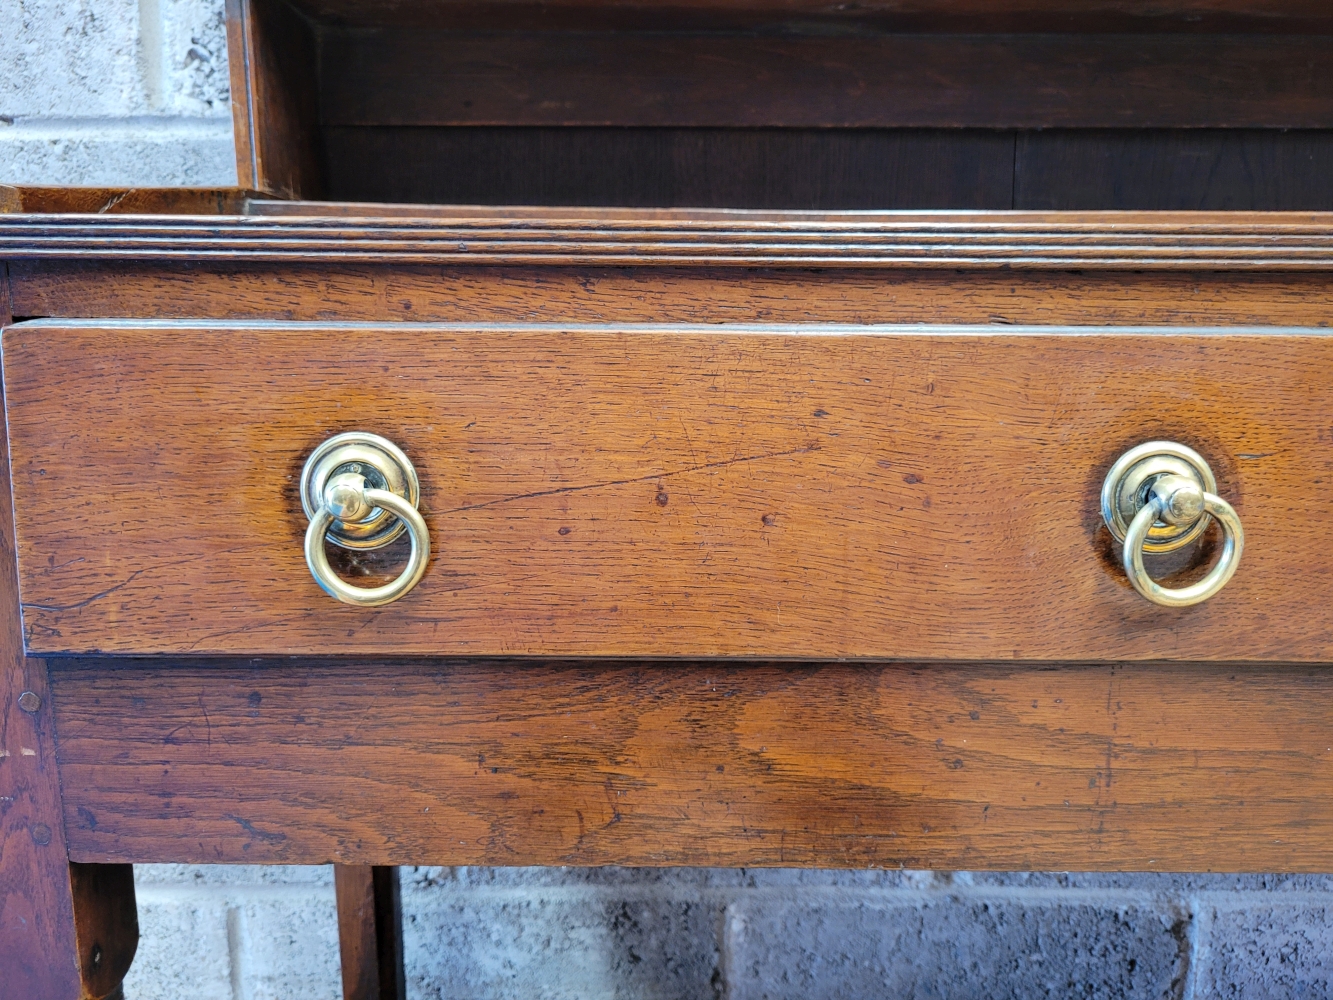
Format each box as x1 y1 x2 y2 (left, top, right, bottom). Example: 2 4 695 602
1 271 137 1000
6 210 1333 267
9 0 1332 995
7 320 1333 661
324 127 1333 210
288 0 1333 33
0 640 82 1000
226 0 322 198
10 261 1333 330
320 31 1333 129
1014 131 1333 211
220 0 1333 209
67 864 139 1000
335 866 405 1000
49 657 1333 871
0 186 256 216
325 128 1018 210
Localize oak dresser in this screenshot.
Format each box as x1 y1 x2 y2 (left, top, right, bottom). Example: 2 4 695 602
3 1 1333 996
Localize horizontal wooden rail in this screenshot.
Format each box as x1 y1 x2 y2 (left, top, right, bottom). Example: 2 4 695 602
321 31 1333 129
50 658 1333 871
6 212 1333 267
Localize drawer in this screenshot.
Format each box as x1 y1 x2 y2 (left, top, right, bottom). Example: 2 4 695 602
5 319 1331 660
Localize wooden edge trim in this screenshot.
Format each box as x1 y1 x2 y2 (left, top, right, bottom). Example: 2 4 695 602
5 214 1333 269
0 187 261 216
1 260 11 325
225 0 260 191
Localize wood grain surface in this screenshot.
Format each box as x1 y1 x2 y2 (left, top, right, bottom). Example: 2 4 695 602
287 0 1333 33
323 127 1020 210
335 866 405 1000
1013 131 1333 211
6 211 1333 268
0 186 256 216
318 30 1333 129
225 0 323 198
6 321 1332 660
68 863 139 1000
10 262 1333 330
1 274 137 999
49 657 1333 870
323 127 1333 211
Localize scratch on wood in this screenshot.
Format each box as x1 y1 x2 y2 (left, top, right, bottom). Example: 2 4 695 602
441 444 822 514
97 189 134 214
21 569 145 613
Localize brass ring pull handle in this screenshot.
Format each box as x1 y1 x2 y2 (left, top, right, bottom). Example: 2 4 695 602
1101 442 1244 608
300 432 429 607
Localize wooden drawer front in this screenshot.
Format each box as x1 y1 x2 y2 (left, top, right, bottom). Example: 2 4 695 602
5 320 1331 660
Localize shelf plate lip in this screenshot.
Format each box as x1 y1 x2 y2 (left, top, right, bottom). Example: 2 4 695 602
7 206 1333 269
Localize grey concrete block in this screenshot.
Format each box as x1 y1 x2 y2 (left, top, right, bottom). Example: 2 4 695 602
135 863 334 887
155 0 231 115
1192 898 1333 1000
123 889 233 1000
0 0 147 117
0 0 230 118
233 890 341 1000
0 0 233 188
723 892 1187 1000
125 868 338 1000
404 866 918 891
0 118 236 186
402 888 723 1000
960 872 1333 893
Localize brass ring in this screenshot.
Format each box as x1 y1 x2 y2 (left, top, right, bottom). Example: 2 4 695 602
304 487 430 607
1123 492 1244 608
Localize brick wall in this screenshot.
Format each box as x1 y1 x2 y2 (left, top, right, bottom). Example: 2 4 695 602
126 865 1333 998
0 0 233 185
4 4 1332 997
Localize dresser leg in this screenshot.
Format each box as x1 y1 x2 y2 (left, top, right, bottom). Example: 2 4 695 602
335 865 405 1000
67 863 139 1000
0 620 140 1000
1 273 139 1000
1 660 139 1000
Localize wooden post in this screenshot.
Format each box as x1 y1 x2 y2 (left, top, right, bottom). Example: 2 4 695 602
0 264 138 1000
334 866 406 1000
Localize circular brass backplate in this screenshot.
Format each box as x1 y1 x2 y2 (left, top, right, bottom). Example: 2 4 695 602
1100 441 1217 554
300 432 420 550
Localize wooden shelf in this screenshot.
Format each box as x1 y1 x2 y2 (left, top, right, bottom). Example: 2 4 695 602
286 0 1333 33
